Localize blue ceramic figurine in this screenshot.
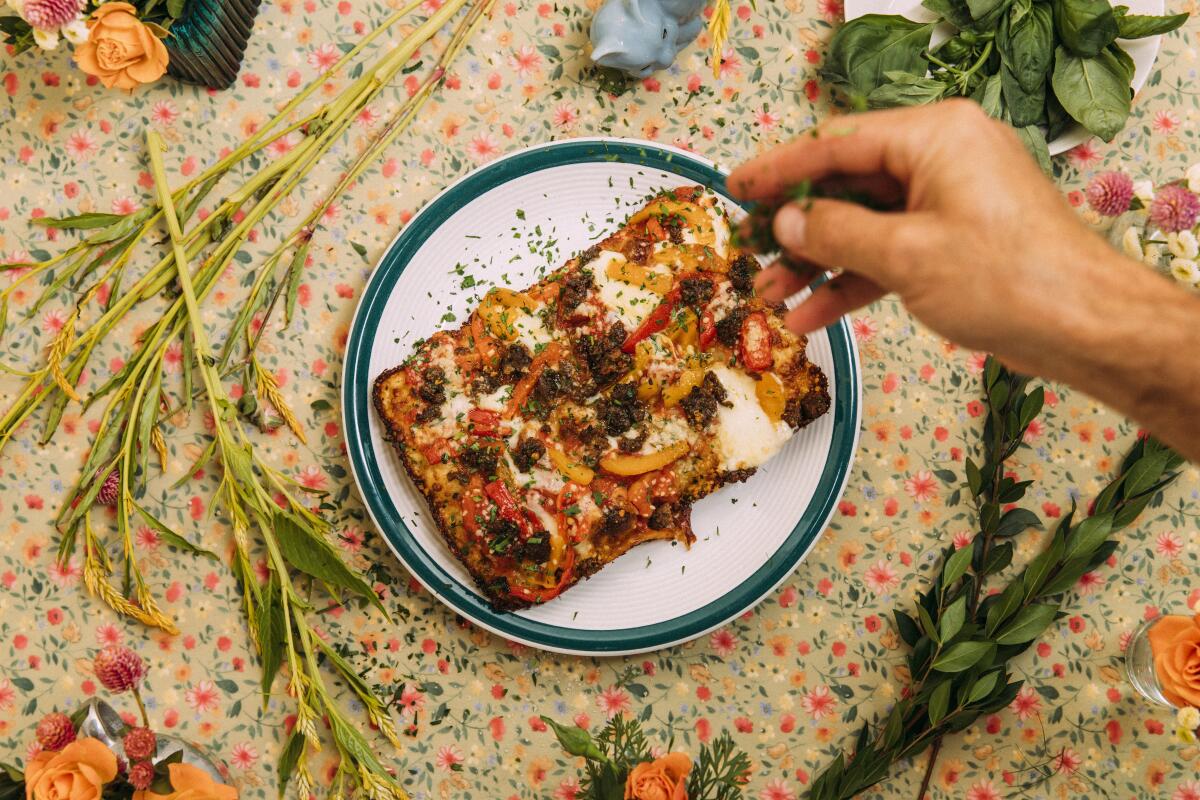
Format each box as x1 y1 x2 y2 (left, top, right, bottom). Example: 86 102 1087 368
589 0 707 78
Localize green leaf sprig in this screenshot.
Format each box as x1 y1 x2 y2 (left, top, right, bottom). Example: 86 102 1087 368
821 0 1188 166
805 357 1183 800
0 2 495 797
541 714 751 800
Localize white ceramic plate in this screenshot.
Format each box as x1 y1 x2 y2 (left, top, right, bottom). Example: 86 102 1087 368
842 0 1166 154
342 138 862 656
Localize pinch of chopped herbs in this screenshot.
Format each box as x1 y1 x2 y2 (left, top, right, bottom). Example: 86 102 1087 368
563 504 582 517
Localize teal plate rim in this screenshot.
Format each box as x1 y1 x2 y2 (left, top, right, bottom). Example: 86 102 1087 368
342 137 862 656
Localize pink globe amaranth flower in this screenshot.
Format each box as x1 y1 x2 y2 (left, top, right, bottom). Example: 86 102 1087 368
123 727 157 761
1086 171 1134 217
94 645 146 693
127 760 155 791
22 0 82 29
35 712 77 751
96 467 120 507
1149 184 1200 234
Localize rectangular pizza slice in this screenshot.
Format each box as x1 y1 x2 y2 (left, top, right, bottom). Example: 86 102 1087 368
372 186 831 610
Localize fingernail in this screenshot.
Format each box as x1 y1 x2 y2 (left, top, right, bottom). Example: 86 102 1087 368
773 204 806 251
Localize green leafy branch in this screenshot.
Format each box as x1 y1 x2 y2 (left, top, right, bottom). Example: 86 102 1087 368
806 357 1183 800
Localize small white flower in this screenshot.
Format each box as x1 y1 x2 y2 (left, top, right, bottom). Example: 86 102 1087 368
32 26 59 50
1170 229 1200 259
1169 257 1200 284
1188 164 1200 193
61 17 88 45
6 0 25 14
1178 705 1200 731
1133 179 1155 203
1121 227 1144 260
1143 242 1164 266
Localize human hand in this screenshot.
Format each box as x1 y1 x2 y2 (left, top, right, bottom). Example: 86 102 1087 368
726 100 1136 380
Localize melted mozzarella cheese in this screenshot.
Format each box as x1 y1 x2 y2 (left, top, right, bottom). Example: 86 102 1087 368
589 250 662 331
510 308 553 352
641 415 691 455
705 199 731 259
432 390 472 438
476 385 511 412
710 365 792 471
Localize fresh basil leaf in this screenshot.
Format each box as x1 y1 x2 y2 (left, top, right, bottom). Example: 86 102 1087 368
822 15 936 100
1044 88 1073 139
1116 11 1188 38
1015 124 1053 175
1001 62 1044 127
973 72 1005 118
968 0 1017 29
1053 0 1119 56
1107 41 1136 83
1001 1 1055 92
923 0 978 28
867 72 950 108
1051 46 1131 141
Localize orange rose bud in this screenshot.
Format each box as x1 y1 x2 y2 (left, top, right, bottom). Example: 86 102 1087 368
24 737 118 800
1148 613 1200 708
73 2 169 91
625 752 691 800
132 762 239 800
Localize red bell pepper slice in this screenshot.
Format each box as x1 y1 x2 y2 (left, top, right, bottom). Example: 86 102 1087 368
508 546 576 604
739 311 773 372
467 407 501 436
461 479 487 536
698 308 717 351
505 342 563 418
485 479 532 539
621 289 680 354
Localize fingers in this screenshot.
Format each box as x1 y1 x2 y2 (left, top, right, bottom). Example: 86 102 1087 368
727 108 926 201
754 261 822 302
783 273 886 335
773 198 934 285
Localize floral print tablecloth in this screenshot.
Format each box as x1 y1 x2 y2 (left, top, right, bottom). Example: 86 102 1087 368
2 2 1200 798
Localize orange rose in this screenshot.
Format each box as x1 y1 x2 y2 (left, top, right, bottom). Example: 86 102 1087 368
73 3 168 91
625 753 691 800
132 763 238 800
1149 613 1200 707
24 737 117 800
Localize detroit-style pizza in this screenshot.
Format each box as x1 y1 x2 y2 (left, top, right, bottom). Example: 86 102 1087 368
372 186 830 610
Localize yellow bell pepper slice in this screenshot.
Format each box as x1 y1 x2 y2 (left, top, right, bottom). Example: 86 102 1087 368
547 446 595 485
755 372 786 422
599 441 689 476
606 258 673 295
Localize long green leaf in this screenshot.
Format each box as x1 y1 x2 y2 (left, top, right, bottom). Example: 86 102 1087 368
994 602 1058 644
132 502 219 560
272 513 384 613
932 641 994 672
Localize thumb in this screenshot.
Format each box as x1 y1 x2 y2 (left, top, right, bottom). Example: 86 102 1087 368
773 199 933 288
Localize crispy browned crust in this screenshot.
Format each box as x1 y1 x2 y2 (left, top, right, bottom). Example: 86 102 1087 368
372 187 830 611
